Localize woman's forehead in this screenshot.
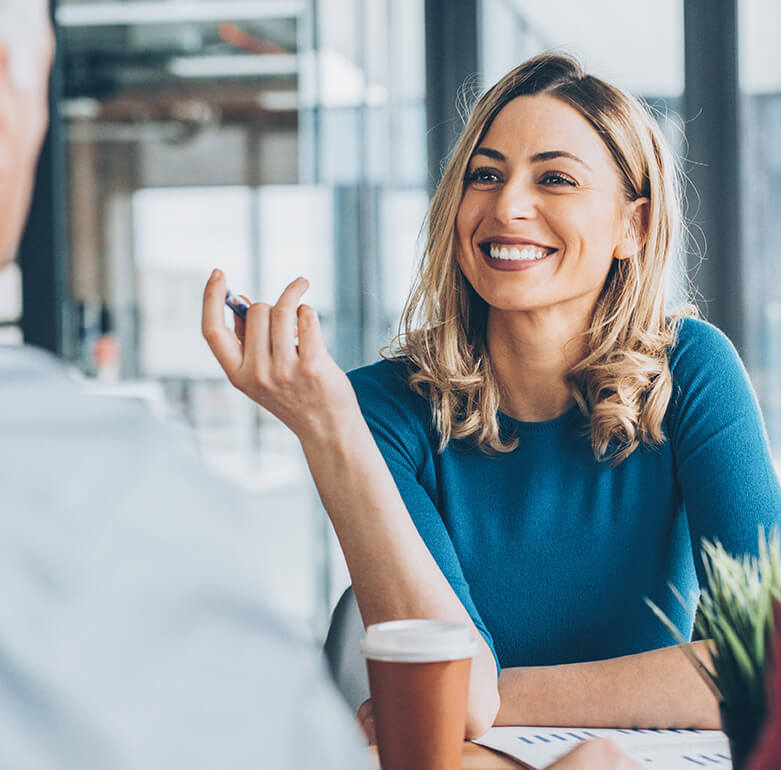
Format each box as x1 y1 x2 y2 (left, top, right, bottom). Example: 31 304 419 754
476 94 615 169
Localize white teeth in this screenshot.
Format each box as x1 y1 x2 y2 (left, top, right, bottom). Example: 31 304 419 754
488 243 552 261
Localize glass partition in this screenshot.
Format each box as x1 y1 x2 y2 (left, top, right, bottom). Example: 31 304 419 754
479 0 688 308
739 0 781 466
59 0 427 639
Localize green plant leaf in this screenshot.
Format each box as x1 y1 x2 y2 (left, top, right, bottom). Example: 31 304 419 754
646 526 781 714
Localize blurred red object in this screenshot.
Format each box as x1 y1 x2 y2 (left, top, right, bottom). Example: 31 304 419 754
93 333 119 382
747 599 781 769
217 23 289 55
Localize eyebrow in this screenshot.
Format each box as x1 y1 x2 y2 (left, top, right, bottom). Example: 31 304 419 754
471 147 591 170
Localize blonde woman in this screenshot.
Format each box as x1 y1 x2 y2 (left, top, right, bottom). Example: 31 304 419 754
202 53 781 739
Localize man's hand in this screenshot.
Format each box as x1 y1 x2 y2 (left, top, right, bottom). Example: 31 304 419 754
0 0 55 265
355 698 376 745
544 739 643 769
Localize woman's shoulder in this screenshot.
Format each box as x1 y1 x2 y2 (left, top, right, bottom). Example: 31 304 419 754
348 357 414 398
347 357 429 425
665 316 756 431
667 316 742 380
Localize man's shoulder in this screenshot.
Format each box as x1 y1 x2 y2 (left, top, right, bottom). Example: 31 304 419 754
0 343 76 385
0 345 173 444
0 345 230 531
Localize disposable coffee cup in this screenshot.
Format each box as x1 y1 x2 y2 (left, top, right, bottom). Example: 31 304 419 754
360 619 479 770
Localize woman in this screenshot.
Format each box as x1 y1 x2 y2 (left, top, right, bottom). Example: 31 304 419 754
202 53 781 737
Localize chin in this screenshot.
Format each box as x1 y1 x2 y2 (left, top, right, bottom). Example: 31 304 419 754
481 290 550 313
470 271 537 299
491 300 550 313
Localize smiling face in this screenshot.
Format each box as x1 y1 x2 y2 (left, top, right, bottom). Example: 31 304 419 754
455 93 643 321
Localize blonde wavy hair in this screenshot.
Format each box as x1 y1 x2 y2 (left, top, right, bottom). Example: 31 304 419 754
386 52 695 465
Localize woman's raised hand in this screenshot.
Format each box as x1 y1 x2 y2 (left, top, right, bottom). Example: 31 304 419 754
201 269 360 441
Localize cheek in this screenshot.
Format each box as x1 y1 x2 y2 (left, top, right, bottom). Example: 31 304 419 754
558 204 617 258
455 194 482 239
453 208 478 279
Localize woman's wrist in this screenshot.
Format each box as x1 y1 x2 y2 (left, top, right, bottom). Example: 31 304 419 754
297 398 370 459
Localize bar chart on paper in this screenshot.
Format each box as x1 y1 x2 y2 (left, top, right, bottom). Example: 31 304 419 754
473 726 732 768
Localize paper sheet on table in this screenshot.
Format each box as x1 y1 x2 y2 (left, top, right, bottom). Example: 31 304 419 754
472 725 732 768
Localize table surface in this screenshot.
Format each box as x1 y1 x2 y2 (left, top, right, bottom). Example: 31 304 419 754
368 742 521 769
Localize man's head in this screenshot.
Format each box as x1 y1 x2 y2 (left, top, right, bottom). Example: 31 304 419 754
0 0 54 266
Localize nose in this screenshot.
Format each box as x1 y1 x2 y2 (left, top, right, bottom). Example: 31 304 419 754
492 176 536 223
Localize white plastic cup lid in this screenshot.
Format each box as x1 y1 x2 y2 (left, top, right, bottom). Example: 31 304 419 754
360 619 479 663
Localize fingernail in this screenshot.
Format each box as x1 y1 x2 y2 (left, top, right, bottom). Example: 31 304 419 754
210 268 222 281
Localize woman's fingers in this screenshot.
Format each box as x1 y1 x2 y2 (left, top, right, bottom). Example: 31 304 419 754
232 311 245 343
232 294 250 343
242 300 272 373
297 304 324 366
202 269 243 381
205 272 326 413
270 277 309 368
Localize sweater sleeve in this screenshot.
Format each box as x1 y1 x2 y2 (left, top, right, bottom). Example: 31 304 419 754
348 362 501 672
668 318 781 584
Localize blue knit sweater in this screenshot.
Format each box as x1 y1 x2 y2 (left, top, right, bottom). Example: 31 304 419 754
347 319 781 672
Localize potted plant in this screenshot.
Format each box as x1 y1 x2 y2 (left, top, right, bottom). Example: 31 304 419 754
646 528 781 770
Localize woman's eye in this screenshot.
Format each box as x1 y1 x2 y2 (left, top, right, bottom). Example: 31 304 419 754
540 173 576 186
465 167 502 185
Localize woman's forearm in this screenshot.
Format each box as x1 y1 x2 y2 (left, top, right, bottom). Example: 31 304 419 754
201 274 498 735
300 410 500 735
496 641 719 728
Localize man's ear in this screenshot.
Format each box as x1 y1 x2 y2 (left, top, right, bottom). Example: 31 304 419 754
614 197 650 260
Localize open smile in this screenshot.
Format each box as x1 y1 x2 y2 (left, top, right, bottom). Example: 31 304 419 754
478 241 558 271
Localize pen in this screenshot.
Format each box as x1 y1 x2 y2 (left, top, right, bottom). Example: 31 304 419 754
225 289 250 320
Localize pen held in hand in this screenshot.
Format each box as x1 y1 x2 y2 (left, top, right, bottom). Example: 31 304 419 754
225 289 250 320
224 284 302 346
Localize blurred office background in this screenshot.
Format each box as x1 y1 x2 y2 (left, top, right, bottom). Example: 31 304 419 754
2 0 779 642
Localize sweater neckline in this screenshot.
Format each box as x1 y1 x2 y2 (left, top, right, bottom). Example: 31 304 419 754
497 402 583 433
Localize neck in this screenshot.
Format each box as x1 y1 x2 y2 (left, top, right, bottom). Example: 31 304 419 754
486 300 593 422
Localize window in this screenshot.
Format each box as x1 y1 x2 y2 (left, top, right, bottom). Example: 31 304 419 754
59 0 427 639
479 0 688 308
739 0 781 466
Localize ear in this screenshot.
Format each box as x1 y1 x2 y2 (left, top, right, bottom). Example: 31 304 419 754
614 197 649 260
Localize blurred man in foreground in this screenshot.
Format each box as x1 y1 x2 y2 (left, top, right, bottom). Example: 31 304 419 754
0 3 367 767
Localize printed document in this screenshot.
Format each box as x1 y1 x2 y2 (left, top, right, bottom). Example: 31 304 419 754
472 725 731 768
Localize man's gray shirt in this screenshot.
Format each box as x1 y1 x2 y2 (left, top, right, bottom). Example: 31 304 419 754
0 345 367 769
